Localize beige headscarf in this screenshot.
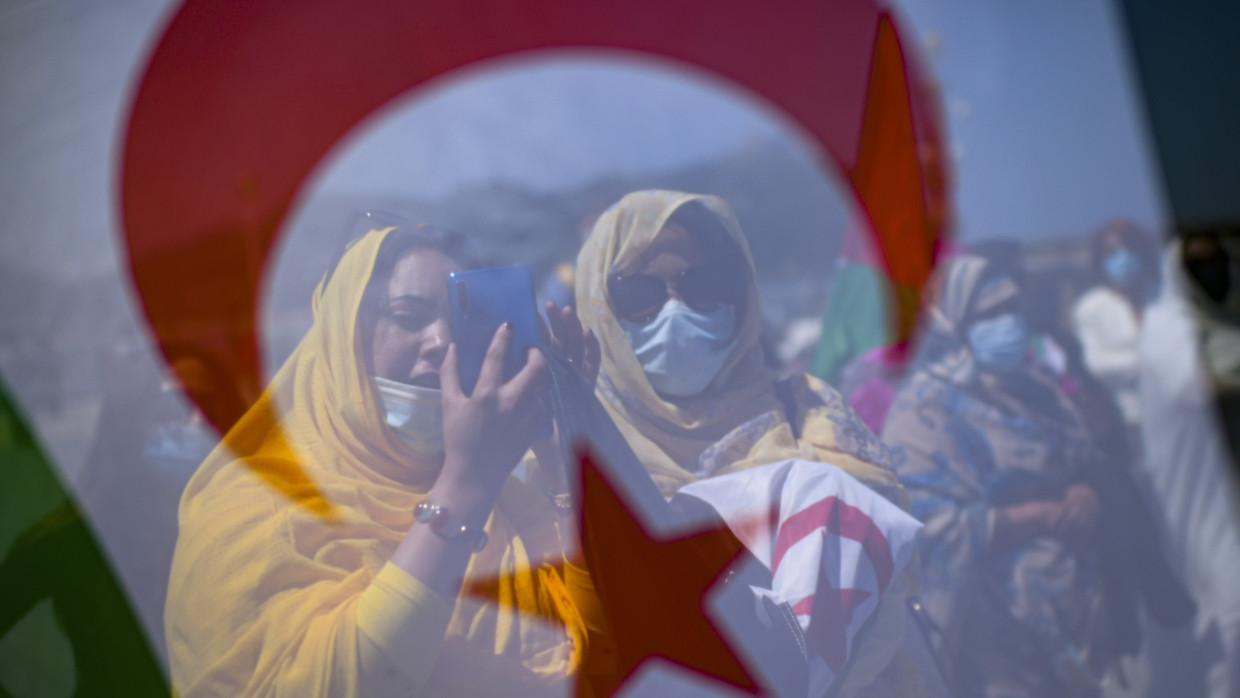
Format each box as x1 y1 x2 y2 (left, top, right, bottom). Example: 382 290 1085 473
920 253 1025 391
575 190 902 501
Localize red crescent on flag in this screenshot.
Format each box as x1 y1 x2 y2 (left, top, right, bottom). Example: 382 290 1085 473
120 0 949 507
771 495 895 592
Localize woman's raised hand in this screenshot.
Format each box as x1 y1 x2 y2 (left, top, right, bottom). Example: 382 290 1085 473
438 323 549 511
431 303 598 517
543 301 601 387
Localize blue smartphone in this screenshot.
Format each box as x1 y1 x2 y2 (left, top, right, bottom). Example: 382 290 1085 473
447 265 543 396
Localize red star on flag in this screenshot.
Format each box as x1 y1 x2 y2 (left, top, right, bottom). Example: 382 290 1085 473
575 449 760 695
469 448 763 696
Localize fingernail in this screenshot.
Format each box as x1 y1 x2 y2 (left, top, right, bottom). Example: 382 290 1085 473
501 321 513 331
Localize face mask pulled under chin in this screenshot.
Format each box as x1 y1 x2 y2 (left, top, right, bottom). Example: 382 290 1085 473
373 376 445 458
620 300 738 398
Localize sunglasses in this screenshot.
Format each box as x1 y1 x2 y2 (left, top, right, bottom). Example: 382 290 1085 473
607 266 739 321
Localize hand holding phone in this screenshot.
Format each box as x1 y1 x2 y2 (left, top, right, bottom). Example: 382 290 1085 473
447 265 542 396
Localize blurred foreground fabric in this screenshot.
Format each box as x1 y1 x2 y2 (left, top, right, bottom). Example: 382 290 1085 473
0 379 167 697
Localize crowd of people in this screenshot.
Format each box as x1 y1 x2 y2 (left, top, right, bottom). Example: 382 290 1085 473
15 188 1238 696
815 218 1240 697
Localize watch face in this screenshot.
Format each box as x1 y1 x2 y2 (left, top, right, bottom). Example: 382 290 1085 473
414 501 438 524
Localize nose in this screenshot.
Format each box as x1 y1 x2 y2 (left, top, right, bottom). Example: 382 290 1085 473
665 285 688 306
419 316 451 368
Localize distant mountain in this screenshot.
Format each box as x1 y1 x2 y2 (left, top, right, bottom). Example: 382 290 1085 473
271 138 854 319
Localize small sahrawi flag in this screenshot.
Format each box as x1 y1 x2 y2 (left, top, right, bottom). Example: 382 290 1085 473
681 459 923 696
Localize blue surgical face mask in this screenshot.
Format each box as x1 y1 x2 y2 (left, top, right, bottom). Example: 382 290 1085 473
620 300 738 397
967 313 1028 373
1103 248 1141 284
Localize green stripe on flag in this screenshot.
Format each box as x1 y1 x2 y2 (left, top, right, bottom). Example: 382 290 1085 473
0 378 168 697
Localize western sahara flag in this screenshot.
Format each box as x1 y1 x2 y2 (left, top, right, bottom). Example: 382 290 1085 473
681 459 923 696
0 0 947 694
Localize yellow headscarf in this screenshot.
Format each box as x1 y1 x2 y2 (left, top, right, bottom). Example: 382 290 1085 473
165 227 584 696
575 190 903 502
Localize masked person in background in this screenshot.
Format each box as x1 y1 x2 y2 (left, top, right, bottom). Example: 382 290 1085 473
574 190 944 696
165 225 602 697
883 254 1143 698
1071 220 1160 440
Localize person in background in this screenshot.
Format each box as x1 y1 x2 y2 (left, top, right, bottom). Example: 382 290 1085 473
1138 232 1240 698
967 239 1197 697
1071 219 1160 438
883 253 1175 697
809 221 895 387
833 239 1012 438
835 341 910 434
823 231 973 435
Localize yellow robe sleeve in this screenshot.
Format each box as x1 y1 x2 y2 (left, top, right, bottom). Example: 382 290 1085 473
355 562 453 696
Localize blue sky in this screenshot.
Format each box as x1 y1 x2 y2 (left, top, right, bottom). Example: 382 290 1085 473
896 0 1165 238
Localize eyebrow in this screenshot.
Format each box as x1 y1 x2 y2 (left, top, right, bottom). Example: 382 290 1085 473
386 293 436 307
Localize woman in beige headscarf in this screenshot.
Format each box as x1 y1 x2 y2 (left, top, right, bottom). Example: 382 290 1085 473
572 190 936 696
574 189 902 504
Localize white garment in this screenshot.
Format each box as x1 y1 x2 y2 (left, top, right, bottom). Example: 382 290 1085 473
1138 243 1240 698
1074 285 1142 424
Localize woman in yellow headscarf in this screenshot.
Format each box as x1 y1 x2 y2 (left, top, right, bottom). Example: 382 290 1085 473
575 189 903 504
165 225 598 696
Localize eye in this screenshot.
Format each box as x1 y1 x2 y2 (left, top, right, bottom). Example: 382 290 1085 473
678 266 734 310
608 274 668 322
384 308 432 332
